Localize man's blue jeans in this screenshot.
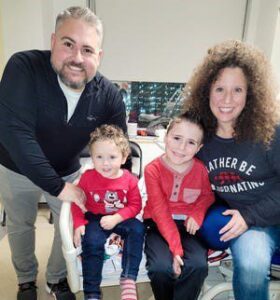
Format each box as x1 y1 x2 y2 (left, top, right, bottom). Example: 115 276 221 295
81 212 144 299
200 205 280 300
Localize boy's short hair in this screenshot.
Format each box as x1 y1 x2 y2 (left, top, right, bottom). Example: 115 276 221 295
167 109 205 143
89 124 131 158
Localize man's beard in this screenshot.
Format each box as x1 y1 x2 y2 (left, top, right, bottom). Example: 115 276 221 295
52 61 89 90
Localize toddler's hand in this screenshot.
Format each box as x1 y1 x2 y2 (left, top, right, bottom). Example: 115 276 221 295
100 214 123 230
185 217 200 235
173 255 184 278
73 225 85 247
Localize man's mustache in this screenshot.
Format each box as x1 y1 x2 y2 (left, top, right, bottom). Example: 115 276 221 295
66 61 85 71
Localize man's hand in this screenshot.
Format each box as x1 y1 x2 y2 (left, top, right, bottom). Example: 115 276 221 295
73 225 85 247
57 182 86 212
185 217 200 235
100 214 123 230
173 255 184 278
219 209 248 242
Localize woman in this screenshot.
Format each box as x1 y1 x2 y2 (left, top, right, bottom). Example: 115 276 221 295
184 40 280 300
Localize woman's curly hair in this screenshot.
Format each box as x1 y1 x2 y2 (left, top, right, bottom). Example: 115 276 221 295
183 40 280 147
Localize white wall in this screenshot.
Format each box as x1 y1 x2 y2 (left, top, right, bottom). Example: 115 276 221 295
244 0 279 58
0 0 279 84
0 0 87 69
271 1 280 86
0 2 4 75
243 0 280 87
1 0 45 61
95 0 247 83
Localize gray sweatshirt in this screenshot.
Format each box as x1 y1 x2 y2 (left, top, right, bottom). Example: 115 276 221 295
198 127 280 227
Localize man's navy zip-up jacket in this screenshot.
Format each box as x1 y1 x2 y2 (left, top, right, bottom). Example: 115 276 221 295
0 50 127 196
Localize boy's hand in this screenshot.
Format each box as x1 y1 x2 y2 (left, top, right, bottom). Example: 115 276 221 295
173 255 184 278
100 214 123 230
185 217 200 235
73 225 85 247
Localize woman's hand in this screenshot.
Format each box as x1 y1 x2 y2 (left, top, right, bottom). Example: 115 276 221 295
219 209 248 242
73 225 85 247
185 217 200 235
173 255 184 278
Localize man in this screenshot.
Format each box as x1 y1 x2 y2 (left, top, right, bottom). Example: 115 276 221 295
0 6 127 300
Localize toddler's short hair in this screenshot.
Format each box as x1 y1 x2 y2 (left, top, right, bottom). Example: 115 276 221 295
89 125 131 158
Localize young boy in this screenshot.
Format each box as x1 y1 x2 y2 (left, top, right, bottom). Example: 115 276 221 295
72 125 144 300
143 110 214 300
